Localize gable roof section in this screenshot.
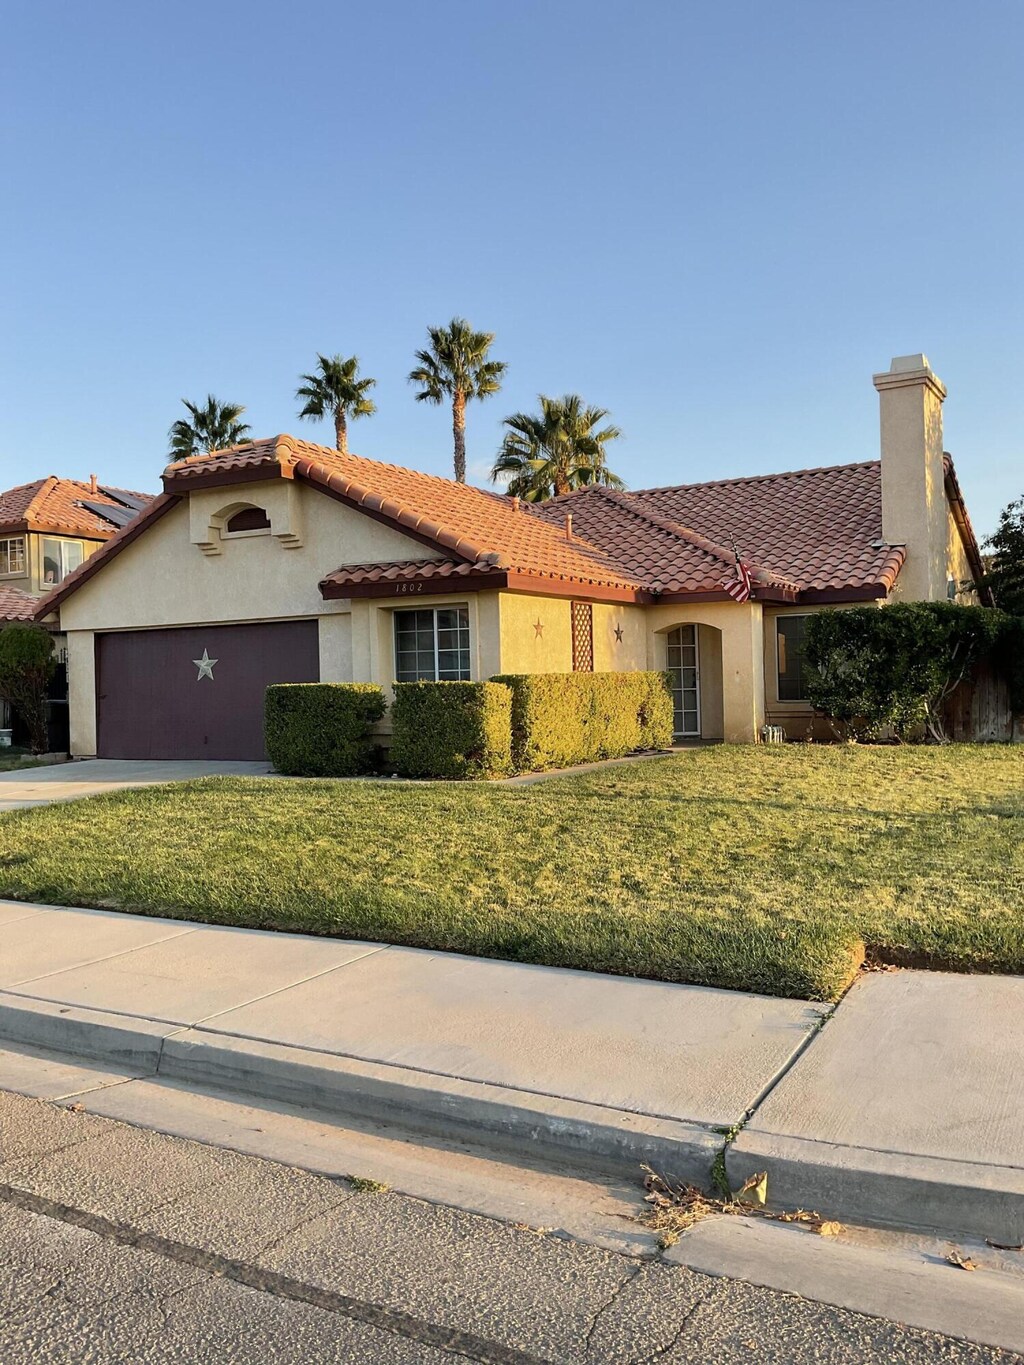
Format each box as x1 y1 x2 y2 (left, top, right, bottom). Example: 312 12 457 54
164 436 643 598
536 462 907 599
528 486 801 598
0 477 154 540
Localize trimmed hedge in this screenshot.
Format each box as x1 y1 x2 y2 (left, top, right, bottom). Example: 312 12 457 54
391 682 513 779
491 671 674 772
265 684 386 776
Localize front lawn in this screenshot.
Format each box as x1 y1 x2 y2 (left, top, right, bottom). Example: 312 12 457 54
0 746 1021 1000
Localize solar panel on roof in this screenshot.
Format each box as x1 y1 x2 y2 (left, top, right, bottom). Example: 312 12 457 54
98 487 148 511
81 500 137 528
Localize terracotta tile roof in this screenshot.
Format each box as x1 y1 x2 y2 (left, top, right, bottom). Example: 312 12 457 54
0 585 39 622
321 558 506 590
166 436 641 592
537 462 907 596
0 477 154 539
529 486 801 596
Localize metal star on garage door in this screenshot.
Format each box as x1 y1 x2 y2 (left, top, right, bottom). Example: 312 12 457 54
193 648 218 681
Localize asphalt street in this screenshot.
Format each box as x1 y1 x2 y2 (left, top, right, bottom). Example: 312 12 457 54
0 1090 1017 1364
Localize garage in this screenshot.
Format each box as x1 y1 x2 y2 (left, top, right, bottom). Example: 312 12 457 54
96 621 320 760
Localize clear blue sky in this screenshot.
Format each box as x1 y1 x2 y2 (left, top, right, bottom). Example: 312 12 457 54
2 1 1021 535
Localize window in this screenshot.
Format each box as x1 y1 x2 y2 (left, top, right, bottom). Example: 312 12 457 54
225 507 271 534
777 615 810 701
42 538 84 586
666 624 700 736
571 602 594 672
0 537 26 576
394 607 471 682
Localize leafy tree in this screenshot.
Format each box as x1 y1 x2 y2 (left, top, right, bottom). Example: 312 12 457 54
982 496 1024 616
804 603 1006 742
0 624 55 754
168 396 251 460
296 354 377 454
409 318 506 483
491 394 625 501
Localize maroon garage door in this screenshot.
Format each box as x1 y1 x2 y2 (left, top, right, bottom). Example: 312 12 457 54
96 621 320 760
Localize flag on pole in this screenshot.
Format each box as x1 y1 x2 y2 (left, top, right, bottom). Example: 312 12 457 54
725 544 754 602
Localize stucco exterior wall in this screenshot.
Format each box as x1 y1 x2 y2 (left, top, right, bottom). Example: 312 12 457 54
946 507 978 601
58 484 443 635
644 600 764 743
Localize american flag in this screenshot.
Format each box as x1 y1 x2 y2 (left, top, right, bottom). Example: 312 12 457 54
725 552 753 603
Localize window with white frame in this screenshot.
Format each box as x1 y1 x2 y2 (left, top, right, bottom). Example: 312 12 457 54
394 606 471 682
42 538 84 586
0 537 26 576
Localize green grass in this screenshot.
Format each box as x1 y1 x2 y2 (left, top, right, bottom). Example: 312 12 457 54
0 746 1022 1000
0 753 43 773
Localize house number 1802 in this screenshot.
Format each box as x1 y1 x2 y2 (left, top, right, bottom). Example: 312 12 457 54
394 583 425 594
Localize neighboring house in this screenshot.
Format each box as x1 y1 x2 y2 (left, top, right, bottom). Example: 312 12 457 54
38 354 989 760
0 475 153 746
0 475 153 610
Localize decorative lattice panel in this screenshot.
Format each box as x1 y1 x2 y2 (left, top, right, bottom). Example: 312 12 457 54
571 601 594 672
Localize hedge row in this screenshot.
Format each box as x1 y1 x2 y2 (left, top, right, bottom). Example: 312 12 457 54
390 681 513 778
491 670 674 771
265 671 674 779
265 684 386 776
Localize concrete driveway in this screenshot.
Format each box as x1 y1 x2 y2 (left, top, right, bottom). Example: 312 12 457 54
0 759 274 812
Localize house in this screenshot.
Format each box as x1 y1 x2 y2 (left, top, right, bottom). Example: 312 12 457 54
37 354 989 760
0 475 153 747
0 475 153 615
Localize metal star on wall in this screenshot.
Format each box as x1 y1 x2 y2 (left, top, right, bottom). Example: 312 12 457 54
193 649 218 681
533 619 544 638
614 624 624 643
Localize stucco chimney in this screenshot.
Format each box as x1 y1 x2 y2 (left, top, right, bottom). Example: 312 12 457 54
872 354 948 601
89 473 98 494
564 512 573 540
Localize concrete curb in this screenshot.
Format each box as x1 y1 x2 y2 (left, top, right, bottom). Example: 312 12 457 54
0 993 720 1183
727 1129 1024 1246
159 1029 722 1182
0 993 168 1073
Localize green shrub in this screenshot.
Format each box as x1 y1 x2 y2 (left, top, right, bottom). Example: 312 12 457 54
491 671 674 771
0 623 55 754
265 684 386 776
804 603 1008 741
391 682 513 779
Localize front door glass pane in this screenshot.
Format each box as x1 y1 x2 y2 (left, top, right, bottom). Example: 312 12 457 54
667 625 700 736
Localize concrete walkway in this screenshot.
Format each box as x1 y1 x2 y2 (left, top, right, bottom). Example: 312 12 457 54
0 759 273 811
0 900 1020 1244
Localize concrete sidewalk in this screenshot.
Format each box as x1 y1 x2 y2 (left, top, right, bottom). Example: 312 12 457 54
0 901 822 1185
0 900 1020 1243
0 759 274 811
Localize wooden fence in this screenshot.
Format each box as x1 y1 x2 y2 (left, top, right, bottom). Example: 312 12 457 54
943 660 1024 742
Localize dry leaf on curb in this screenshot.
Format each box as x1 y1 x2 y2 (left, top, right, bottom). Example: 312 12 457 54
735 1172 768 1208
946 1251 979 1271
65 1103 84 1113
813 1220 844 1237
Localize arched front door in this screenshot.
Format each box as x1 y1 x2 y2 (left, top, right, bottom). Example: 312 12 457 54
666 625 701 737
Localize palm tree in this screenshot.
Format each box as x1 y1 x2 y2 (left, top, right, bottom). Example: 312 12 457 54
168 396 251 460
296 354 377 454
491 394 625 501
408 318 507 482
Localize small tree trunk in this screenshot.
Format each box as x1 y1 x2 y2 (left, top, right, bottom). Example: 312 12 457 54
335 411 348 454
452 391 467 483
